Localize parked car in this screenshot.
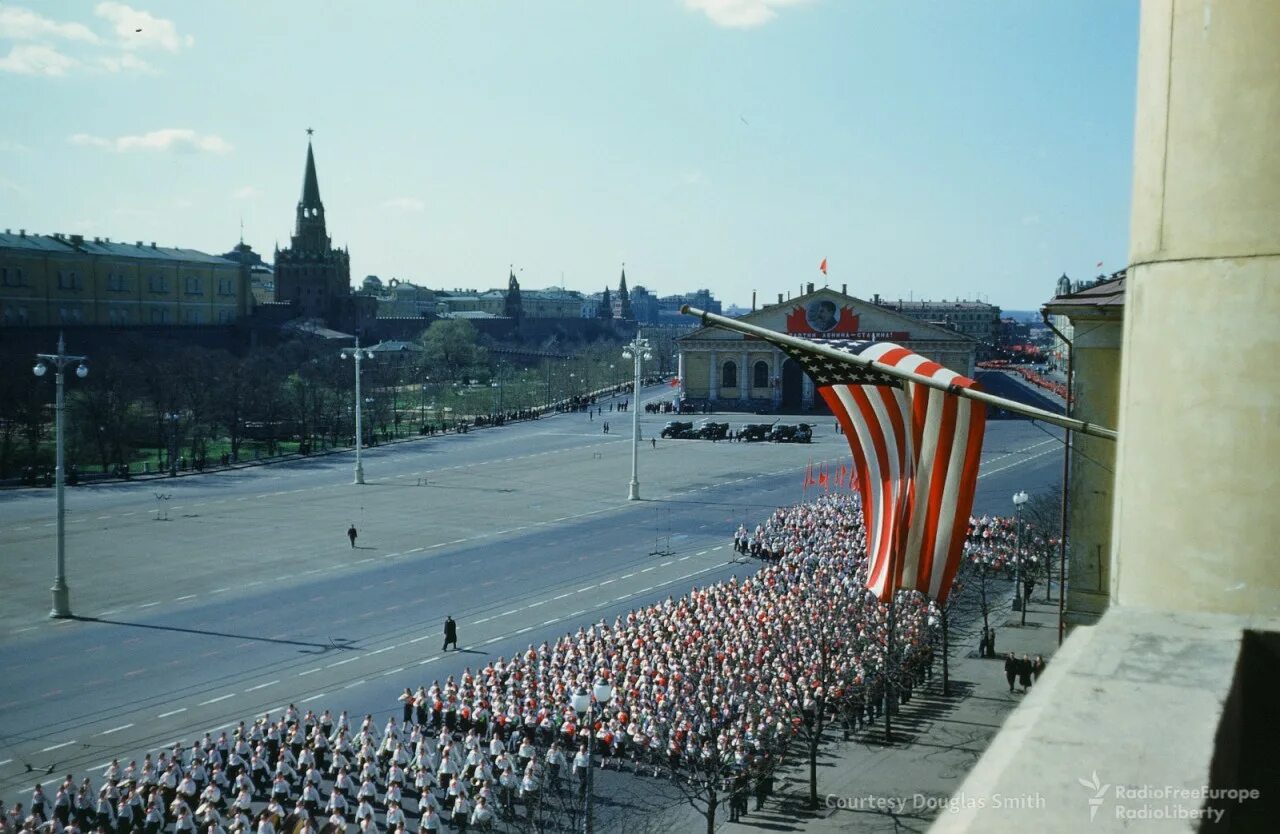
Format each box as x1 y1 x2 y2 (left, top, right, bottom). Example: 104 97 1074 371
768 424 797 442
661 420 695 439
696 421 729 440
768 423 812 443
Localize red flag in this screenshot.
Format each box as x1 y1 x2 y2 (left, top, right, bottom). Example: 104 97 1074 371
818 464 829 491
819 258 828 275
838 463 847 487
669 377 680 388
803 461 816 489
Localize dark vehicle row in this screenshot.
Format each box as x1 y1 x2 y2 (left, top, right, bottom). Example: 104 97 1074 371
660 421 812 443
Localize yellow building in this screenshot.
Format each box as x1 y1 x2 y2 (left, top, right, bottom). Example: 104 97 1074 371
1043 275 1125 631
0 230 249 327
677 287 977 411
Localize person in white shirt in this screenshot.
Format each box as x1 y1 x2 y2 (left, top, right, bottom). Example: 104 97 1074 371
469 797 494 831
382 803 405 832
254 811 274 834
450 795 472 834
544 743 566 791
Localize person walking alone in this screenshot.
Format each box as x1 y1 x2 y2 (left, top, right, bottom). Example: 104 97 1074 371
442 616 458 652
347 524 358 548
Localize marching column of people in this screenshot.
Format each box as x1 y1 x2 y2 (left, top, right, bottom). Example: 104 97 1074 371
4 493 963 834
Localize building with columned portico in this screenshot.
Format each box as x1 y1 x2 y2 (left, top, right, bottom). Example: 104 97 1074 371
675 286 977 412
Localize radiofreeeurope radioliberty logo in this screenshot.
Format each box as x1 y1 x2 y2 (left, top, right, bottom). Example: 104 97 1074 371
1077 771 1110 822
1076 771 1259 824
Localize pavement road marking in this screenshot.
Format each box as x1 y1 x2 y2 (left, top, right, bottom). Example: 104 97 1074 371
138 601 160 608
408 635 431 643
640 566 655 573
41 740 76 752
199 694 235 705
527 600 546 608
244 680 279 692
344 680 366 689
327 657 360 668
554 593 572 600
301 693 326 703
175 594 197 601
543 619 560 626
485 637 503 645
500 609 519 617
299 668 322 676
158 708 187 718
97 724 134 736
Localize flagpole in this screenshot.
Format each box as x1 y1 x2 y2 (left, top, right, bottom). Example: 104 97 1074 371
885 591 896 743
679 306 1117 441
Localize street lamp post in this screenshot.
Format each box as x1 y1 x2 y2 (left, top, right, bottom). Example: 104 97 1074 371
340 338 376 484
1012 490 1029 622
33 333 88 619
165 412 181 476
622 332 652 501
571 679 614 834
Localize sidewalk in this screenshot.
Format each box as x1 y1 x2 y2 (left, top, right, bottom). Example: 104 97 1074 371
720 586 1063 833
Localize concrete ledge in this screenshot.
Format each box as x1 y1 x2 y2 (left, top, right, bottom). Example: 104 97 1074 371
929 606 1279 833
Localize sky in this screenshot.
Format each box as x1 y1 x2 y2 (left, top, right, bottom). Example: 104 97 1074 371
0 0 1139 310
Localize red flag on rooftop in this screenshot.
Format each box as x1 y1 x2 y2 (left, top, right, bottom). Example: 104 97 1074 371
771 338 986 605
819 257 828 275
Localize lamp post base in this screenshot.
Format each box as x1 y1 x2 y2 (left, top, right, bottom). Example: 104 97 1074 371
628 479 640 501
354 463 365 485
50 583 71 619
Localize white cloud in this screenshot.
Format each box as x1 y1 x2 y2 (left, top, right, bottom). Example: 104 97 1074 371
96 52 151 73
0 6 100 43
232 185 262 200
683 0 809 28
383 197 425 212
71 128 233 154
0 43 78 75
94 2 193 52
0 139 32 153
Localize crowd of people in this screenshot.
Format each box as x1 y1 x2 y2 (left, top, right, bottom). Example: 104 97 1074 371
2 494 967 834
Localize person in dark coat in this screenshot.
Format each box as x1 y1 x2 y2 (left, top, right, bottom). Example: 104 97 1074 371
1003 653 1017 692
987 628 997 656
347 524 357 548
978 630 989 658
442 616 458 651
1018 654 1033 692
1032 655 1046 683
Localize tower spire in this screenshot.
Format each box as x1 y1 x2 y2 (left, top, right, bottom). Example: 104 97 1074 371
294 130 328 251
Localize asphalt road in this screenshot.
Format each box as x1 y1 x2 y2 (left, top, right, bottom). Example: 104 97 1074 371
0 391 1063 810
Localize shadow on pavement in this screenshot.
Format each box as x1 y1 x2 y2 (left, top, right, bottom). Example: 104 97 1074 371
70 615 358 654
